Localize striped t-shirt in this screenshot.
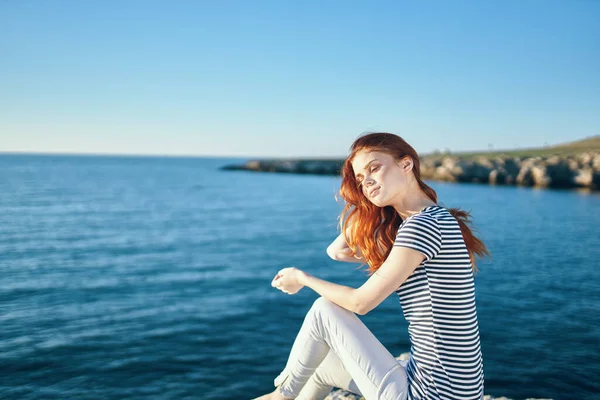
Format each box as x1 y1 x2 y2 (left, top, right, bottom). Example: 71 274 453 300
394 205 484 400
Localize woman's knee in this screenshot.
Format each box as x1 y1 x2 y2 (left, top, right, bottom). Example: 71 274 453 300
311 296 346 315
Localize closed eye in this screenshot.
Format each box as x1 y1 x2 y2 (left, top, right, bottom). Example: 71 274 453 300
356 165 380 186
355 163 380 187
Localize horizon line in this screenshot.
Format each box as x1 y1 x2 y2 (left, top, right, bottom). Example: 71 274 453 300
0 135 592 160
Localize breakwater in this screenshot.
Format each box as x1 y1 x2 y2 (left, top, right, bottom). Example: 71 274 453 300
222 152 600 191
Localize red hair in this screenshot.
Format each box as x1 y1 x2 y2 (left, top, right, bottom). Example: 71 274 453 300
338 133 489 275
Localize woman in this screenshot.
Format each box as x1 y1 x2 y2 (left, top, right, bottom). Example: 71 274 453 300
253 133 488 400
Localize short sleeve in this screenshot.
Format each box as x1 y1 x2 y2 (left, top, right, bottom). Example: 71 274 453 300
394 214 442 262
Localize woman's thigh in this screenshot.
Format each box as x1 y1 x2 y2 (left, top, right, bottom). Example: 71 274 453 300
276 298 409 400
310 298 408 400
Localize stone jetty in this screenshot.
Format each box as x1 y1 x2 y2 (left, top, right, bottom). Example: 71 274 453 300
420 152 600 190
221 152 600 191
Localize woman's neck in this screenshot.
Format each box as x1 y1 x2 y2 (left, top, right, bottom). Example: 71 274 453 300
392 196 437 220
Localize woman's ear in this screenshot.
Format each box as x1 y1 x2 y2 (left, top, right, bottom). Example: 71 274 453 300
401 157 413 172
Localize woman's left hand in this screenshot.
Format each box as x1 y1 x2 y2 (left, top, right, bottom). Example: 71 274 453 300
271 267 307 295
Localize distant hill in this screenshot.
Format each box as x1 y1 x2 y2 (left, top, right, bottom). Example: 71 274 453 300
222 135 600 190
553 135 600 151
428 136 600 160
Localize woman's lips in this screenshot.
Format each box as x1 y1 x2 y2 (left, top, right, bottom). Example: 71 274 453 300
369 187 380 197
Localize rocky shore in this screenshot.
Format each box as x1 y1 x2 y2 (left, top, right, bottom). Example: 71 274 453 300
322 353 551 400
222 152 600 191
326 389 551 400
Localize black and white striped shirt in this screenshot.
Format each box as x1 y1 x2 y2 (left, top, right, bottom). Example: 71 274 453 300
394 205 484 400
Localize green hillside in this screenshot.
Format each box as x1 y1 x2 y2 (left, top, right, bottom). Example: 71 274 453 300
424 136 600 160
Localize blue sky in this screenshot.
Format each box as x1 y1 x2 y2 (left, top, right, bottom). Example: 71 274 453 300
1 0 598 158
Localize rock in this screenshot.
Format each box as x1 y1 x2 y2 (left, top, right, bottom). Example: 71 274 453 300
579 152 593 165
244 161 258 170
431 158 495 183
489 169 505 185
324 391 362 400
419 158 438 179
546 158 575 187
323 353 552 400
278 161 299 173
474 156 495 168
504 158 521 176
568 159 580 171
419 164 436 179
574 168 594 186
326 393 552 400
220 152 600 191
517 166 535 186
574 167 600 189
531 165 551 187
594 155 600 170
469 161 493 183
434 165 458 182
450 161 468 181
504 174 516 185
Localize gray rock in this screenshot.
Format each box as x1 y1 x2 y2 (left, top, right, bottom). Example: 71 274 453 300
323 353 552 400
434 166 458 182
221 152 600 191
503 158 521 176
531 165 551 187
574 168 594 187
574 167 600 189
546 158 575 187
517 166 535 186
505 173 516 185
593 154 600 170
568 159 580 171
468 161 493 183
579 152 593 165
475 156 495 169
489 169 504 185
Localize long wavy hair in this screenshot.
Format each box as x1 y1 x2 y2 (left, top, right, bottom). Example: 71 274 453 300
338 132 489 275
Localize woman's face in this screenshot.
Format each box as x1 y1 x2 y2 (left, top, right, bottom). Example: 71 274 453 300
351 150 412 207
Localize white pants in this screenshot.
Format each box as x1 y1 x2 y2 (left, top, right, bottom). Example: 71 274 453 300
274 297 409 400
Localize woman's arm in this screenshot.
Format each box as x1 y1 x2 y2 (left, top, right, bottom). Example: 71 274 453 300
274 245 425 315
294 246 424 315
326 230 365 263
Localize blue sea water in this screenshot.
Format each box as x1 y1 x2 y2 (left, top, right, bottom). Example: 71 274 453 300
0 154 599 400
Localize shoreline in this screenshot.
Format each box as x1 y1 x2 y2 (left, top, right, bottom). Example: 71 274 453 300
221 152 600 191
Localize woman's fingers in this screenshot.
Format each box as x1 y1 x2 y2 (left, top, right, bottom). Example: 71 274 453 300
272 269 296 293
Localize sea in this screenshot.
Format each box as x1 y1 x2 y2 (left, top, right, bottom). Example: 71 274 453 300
1 154 599 400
